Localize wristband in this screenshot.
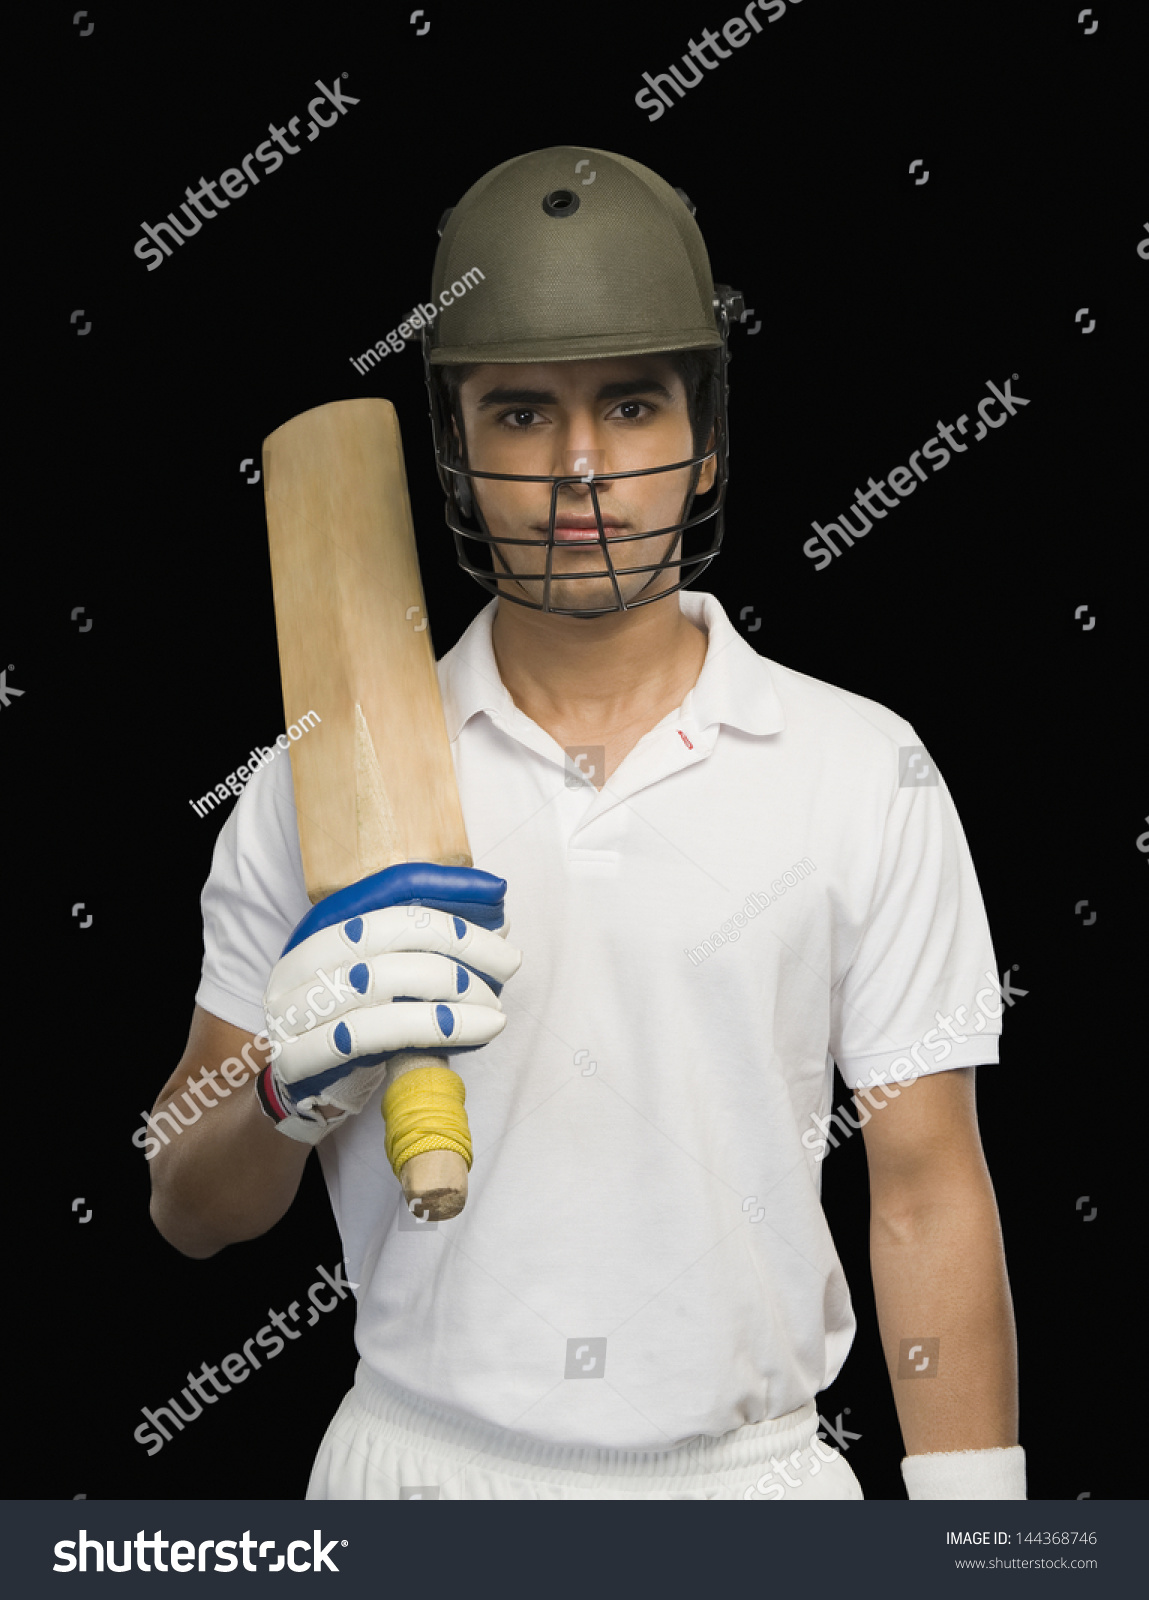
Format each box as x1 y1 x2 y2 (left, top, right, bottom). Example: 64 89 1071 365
255 1063 339 1146
901 1444 1026 1500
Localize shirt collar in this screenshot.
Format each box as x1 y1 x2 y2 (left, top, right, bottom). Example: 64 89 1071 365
438 590 785 743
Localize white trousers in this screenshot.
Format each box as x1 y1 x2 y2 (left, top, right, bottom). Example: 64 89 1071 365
306 1362 865 1501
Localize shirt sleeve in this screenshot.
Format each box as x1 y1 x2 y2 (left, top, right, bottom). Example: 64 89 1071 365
829 742 1003 1091
193 749 312 1036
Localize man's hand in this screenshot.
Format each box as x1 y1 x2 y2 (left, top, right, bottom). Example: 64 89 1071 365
261 863 523 1130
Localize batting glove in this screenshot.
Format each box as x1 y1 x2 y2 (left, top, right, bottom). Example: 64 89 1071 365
256 862 521 1142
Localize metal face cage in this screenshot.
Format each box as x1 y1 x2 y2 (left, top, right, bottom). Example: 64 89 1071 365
420 287 743 620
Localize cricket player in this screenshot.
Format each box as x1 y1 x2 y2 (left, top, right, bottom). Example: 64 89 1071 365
149 147 1025 1501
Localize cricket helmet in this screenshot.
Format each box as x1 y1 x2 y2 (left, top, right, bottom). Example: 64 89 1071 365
421 145 743 618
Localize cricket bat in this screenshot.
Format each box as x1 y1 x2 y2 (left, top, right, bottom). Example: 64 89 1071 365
261 396 473 1220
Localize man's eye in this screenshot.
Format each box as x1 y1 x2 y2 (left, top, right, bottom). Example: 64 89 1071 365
612 401 653 421
499 409 541 428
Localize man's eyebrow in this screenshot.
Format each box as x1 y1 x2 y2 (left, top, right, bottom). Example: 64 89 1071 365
474 378 674 412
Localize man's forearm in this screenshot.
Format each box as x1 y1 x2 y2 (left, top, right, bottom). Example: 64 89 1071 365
870 1180 1019 1457
149 1071 311 1259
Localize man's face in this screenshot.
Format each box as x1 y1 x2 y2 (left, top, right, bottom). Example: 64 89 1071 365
455 356 716 615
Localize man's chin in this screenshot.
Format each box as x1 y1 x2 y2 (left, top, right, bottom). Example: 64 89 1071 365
498 569 669 615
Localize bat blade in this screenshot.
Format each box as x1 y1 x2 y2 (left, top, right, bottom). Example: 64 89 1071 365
261 397 471 903
261 396 474 1220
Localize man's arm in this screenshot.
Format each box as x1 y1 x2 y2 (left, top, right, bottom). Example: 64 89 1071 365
147 1004 318 1259
858 1065 1019 1456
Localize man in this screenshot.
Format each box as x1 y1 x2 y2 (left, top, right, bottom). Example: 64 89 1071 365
148 146 1024 1501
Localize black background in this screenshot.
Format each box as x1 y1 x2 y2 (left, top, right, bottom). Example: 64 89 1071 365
9 0 1144 1504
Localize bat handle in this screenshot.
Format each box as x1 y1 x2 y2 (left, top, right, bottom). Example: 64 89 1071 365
383 1052 470 1221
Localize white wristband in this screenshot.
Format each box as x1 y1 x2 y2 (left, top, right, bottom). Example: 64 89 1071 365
901 1444 1026 1500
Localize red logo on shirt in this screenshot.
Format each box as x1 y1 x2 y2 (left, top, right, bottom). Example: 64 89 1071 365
677 729 694 750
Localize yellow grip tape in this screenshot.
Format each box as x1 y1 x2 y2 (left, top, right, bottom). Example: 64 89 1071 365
381 1065 472 1176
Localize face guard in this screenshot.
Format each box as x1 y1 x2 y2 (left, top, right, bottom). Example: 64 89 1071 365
420 288 742 620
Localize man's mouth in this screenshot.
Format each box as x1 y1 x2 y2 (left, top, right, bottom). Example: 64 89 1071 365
541 516 628 544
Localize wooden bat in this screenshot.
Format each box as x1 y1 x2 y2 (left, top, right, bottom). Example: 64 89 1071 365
261 396 472 1220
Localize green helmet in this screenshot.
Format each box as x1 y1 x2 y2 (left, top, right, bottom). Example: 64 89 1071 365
420 145 743 617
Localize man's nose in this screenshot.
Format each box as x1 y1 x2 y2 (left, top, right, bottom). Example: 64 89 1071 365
557 447 607 482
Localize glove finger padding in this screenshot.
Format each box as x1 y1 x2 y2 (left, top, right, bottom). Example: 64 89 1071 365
278 1006 509 1118
269 988 509 1117
274 991 510 1096
269 949 504 1064
268 903 522 1003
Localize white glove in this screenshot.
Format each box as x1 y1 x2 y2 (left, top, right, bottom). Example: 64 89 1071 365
259 870 522 1137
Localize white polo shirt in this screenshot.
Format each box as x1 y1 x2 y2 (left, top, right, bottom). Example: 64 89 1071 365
195 588 1002 1451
